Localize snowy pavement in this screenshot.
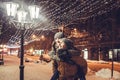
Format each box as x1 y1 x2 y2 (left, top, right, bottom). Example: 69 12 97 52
0 55 120 80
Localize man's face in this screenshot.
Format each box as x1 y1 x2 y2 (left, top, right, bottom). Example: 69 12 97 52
55 38 66 49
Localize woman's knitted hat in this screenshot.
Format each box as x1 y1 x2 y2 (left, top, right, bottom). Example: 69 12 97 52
61 38 74 49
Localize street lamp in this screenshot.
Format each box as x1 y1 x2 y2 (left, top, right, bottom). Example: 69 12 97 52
4 1 40 80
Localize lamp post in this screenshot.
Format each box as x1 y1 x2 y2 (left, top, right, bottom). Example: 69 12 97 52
4 2 40 80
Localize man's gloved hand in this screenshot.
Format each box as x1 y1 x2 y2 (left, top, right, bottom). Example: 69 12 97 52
41 54 51 62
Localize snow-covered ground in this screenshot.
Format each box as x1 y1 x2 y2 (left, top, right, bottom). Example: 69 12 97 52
96 68 120 80
0 55 120 80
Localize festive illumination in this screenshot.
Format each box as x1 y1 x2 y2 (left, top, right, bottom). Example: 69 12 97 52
29 5 40 19
17 9 27 23
4 2 19 17
2 0 119 45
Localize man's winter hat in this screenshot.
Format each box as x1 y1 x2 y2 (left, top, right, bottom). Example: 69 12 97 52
54 32 64 40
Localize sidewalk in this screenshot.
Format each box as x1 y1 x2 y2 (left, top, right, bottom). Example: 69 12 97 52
0 55 120 80
0 55 52 80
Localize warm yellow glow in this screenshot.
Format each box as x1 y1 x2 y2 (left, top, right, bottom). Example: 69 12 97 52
3 48 7 52
74 28 77 31
3 45 6 48
29 48 33 53
0 45 3 47
32 34 36 39
41 35 45 40
0 45 6 48
41 35 45 39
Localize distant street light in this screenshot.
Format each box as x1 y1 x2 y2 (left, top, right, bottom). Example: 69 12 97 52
41 35 45 40
4 1 40 80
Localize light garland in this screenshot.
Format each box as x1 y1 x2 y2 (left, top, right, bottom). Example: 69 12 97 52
1 0 119 45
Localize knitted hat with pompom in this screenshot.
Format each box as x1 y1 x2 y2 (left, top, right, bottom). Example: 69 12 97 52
60 38 74 49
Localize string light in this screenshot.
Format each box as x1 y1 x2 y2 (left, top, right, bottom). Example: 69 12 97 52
1 0 119 46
